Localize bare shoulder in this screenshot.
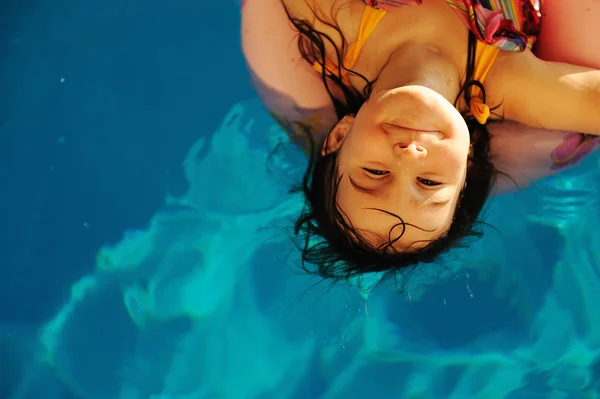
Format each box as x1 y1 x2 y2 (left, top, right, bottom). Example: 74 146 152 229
242 0 339 154
480 49 532 121
484 49 600 135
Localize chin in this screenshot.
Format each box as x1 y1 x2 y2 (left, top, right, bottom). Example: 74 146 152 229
370 86 468 140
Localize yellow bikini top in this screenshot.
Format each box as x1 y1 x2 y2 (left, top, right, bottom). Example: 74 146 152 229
313 6 499 125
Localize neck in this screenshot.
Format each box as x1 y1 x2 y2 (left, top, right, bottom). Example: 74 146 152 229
371 42 462 104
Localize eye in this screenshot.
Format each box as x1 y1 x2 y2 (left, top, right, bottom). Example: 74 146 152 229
417 177 441 187
363 168 389 176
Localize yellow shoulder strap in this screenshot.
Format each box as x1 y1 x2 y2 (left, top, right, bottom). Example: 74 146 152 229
469 41 501 124
343 7 387 69
313 6 387 83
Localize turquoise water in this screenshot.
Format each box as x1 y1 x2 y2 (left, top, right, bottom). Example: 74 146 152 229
2 1 600 398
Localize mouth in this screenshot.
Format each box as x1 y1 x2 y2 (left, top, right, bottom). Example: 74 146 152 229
382 123 445 141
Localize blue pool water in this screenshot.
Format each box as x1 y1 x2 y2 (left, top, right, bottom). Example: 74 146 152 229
1 1 600 398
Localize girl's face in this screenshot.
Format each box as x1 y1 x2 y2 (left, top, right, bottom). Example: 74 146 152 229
324 85 471 251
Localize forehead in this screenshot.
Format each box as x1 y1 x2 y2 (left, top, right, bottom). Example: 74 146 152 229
335 179 455 250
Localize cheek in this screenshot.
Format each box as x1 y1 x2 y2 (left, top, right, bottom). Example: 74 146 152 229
450 146 470 166
344 133 386 159
335 185 365 222
435 146 469 177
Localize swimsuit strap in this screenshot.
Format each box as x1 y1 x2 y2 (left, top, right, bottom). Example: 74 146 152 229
344 6 387 69
312 3 500 126
313 6 387 83
469 40 500 124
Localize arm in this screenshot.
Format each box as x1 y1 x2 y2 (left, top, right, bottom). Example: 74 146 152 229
488 50 600 136
488 0 600 194
535 0 600 70
241 0 337 155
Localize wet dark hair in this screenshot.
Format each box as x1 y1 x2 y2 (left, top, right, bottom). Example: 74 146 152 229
287 8 498 284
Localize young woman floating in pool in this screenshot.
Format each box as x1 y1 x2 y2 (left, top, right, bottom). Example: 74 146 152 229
242 0 600 280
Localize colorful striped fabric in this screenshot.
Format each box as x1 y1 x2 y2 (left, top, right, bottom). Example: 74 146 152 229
363 0 541 51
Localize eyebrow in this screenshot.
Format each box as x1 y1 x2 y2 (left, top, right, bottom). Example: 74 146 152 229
348 176 451 208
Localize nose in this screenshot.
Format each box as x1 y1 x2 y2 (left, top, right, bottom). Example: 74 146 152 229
395 142 427 160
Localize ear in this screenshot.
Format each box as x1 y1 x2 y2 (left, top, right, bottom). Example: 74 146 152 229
321 114 355 156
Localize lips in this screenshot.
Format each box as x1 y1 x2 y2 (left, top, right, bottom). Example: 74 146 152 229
381 122 445 141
